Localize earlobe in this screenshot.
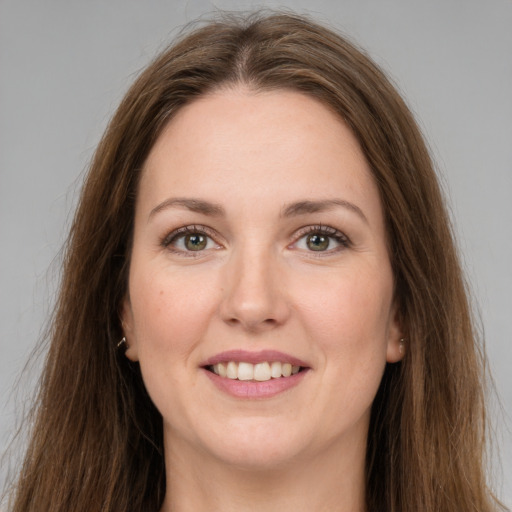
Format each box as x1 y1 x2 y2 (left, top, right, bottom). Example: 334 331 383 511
120 296 139 362
386 305 405 363
386 336 405 363
386 334 406 363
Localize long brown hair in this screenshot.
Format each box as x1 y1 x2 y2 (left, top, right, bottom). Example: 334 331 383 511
7 11 504 512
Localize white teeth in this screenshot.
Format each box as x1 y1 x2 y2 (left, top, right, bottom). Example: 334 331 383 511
226 361 238 379
211 361 303 381
217 362 227 377
270 361 282 378
282 363 292 377
254 362 271 381
237 362 254 381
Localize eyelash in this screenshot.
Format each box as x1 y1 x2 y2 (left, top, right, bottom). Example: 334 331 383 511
292 224 351 254
161 225 220 257
161 224 351 256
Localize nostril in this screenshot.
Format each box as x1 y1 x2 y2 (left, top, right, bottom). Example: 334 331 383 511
224 316 278 331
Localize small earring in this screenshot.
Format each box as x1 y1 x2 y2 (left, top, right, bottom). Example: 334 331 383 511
399 338 406 355
117 336 127 350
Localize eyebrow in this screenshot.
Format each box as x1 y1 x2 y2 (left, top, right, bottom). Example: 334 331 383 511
281 199 368 224
148 197 225 220
148 197 368 224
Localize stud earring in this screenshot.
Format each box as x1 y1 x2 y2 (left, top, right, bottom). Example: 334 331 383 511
117 336 127 350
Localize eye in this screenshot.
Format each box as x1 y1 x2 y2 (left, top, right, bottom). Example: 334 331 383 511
292 225 350 253
304 233 330 251
179 233 209 251
162 225 220 254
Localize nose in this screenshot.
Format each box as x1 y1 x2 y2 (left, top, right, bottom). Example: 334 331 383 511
219 243 291 333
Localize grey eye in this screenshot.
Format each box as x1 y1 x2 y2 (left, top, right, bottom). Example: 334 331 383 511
306 233 330 251
184 233 208 251
166 229 217 252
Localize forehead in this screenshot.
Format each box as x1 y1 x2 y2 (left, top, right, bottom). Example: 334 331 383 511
139 88 382 223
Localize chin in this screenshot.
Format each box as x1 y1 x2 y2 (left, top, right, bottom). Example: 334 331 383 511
196 417 311 470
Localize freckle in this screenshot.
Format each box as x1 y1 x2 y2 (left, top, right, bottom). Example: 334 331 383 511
159 290 164 296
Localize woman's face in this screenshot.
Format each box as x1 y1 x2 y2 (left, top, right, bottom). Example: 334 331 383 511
122 88 403 470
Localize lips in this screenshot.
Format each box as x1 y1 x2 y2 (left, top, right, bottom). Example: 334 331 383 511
200 349 310 398
201 349 309 368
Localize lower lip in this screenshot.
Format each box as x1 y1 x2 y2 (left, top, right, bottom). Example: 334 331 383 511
203 368 309 399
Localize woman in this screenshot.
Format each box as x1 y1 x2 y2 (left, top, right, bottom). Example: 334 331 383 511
7 11 505 512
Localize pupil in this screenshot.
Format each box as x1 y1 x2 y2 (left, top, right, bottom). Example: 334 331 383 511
307 234 329 251
185 234 207 251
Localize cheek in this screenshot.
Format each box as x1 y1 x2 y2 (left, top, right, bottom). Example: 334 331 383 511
302 266 394 419
296 265 394 350
296 264 394 407
129 265 219 362
127 267 217 421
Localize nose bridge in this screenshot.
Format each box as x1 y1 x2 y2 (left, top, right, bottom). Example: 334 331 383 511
220 238 288 330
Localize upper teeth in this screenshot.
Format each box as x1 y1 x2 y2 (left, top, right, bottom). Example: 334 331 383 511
211 361 301 381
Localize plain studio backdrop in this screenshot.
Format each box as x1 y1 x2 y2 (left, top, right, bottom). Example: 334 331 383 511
1 0 511 506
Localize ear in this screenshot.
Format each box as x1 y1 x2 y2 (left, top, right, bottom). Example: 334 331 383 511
121 295 139 362
386 303 405 363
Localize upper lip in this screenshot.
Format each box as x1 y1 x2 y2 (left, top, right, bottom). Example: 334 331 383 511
200 349 310 368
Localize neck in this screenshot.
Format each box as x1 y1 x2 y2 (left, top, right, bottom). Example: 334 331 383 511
159 433 367 512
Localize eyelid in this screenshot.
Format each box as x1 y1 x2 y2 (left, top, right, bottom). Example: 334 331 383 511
289 224 351 253
161 224 223 254
161 223 350 256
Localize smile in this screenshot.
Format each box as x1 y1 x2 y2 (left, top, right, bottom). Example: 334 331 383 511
209 361 303 381
201 350 310 398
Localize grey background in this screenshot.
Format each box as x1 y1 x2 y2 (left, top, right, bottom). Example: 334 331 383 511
1 0 511 505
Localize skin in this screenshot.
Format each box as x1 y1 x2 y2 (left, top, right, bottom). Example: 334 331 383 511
122 87 403 512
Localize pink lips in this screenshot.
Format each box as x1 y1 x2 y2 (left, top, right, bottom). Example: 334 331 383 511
200 349 309 368
200 349 310 399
